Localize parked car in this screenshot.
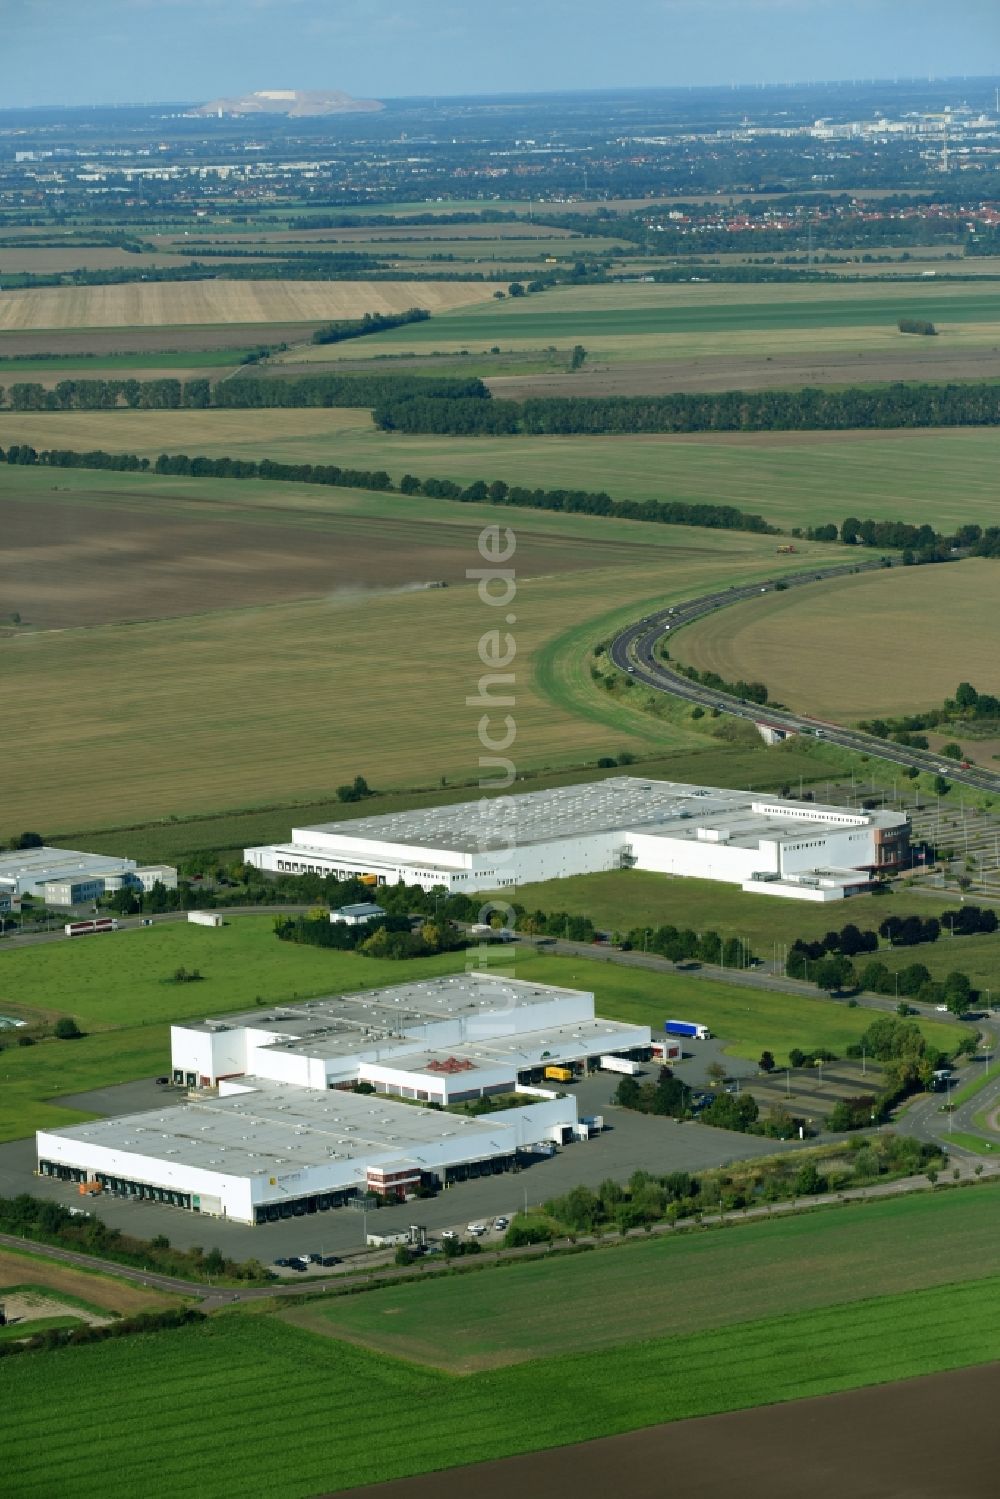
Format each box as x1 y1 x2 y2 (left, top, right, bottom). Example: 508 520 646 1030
273 1257 289 1267
320 1255 341 1267
288 1257 309 1272
494 1216 509 1231
440 1229 458 1241
155 1076 170 1085
467 1222 487 1236
308 1253 324 1263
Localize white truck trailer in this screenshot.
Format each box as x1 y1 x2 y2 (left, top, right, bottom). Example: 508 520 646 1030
599 1054 641 1076
187 911 224 928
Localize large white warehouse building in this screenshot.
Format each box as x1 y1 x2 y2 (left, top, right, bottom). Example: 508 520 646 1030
245 776 909 903
36 974 650 1225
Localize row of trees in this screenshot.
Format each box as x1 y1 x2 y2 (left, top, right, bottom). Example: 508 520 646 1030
371 380 1000 438
671 661 770 705
0 370 487 412
860 683 1000 740
0 442 774 538
0 1192 269 1283
272 910 462 961
311 307 429 345
0 1306 206 1361
531 1131 940 1237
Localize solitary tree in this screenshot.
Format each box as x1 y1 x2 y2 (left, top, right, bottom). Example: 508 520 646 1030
54 1017 82 1040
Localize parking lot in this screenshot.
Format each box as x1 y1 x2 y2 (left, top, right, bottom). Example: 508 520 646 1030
0 1067 813 1269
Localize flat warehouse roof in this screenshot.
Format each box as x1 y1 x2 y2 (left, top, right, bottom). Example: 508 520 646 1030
186 973 589 1040
40 1081 512 1181
376 1019 648 1077
292 777 902 857
0 846 134 879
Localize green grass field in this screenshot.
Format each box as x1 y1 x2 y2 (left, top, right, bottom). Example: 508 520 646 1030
504 867 978 952
289 278 1000 346
0 919 465 1031
14 403 1000 533
299 1189 999 1369
6 1274 999 1498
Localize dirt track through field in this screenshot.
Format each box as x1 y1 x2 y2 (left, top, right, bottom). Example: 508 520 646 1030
342 1362 1000 1499
488 341 1000 398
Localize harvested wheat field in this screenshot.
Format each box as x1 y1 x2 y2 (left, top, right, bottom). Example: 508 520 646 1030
0 279 497 332
673 559 1000 722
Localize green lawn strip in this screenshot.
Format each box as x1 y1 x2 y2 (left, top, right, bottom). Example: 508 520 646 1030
0 351 249 373
950 1067 999 1109
297 1189 1000 1369
0 1027 168 1140
5 1277 1000 1498
946 1130 999 1155
511 952 959 1064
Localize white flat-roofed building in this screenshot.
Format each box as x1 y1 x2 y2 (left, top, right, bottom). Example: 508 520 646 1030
37 974 650 1223
37 1081 576 1226
244 776 909 902
0 847 177 905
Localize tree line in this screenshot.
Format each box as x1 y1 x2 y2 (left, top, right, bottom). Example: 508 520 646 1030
859 682 1000 741
311 307 429 345
0 1191 270 1284
0 442 775 538
529 1130 941 1238
0 370 487 412
371 381 1000 437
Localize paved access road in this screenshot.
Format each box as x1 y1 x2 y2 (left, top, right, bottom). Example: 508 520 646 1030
609 560 1000 797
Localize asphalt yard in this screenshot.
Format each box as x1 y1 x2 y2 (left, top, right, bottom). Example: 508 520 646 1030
3 1072 809 1266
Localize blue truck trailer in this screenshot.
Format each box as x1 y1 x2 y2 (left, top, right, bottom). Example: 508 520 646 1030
665 1019 711 1040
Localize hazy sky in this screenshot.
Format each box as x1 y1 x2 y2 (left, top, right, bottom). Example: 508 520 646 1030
5 0 1000 109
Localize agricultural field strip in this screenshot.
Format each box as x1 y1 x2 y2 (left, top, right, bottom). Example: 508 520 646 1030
5 1280 999 1499
300 1190 1000 1369
10 406 1000 532
0 279 497 332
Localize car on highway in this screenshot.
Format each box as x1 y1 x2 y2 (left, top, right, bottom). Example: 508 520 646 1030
935 1004 949 1012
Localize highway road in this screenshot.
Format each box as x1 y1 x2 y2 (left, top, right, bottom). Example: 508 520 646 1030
609 559 1000 798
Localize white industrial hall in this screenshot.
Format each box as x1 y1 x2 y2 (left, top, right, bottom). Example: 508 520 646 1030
244 776 910 902
36 974 651 1225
